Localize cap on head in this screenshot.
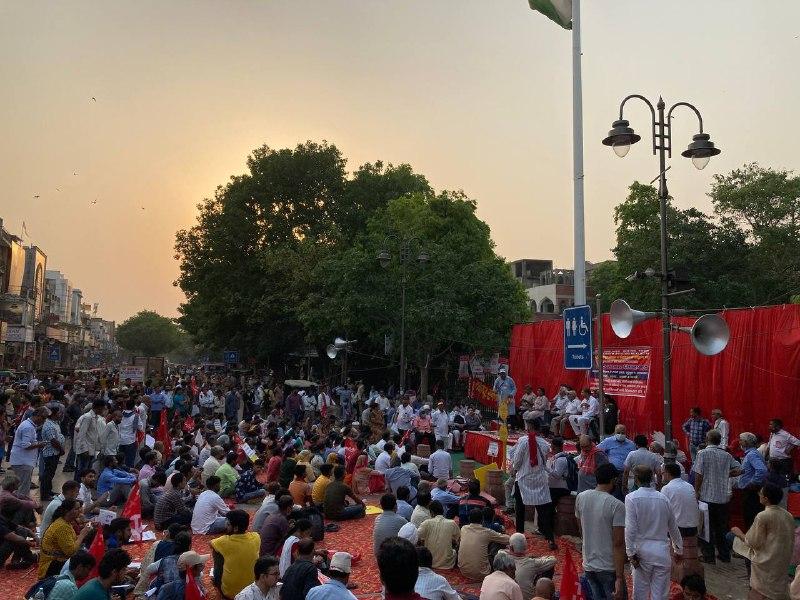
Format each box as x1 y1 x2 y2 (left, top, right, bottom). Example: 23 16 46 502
329 552 352 574
178 551 210 569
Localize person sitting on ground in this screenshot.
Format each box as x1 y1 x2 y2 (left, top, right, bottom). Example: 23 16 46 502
480 550 523 600
306 552 356 600
324 465 366 521
278 447 298 489
211 509 261 599
215 451 240 499
235 459 267 503
235 556 281 600
139 451 160 482
252 482 283 532
459 507 510 581
140 471 167 519
97 455 137 507
400 451 421 481
396 486 414 521
45 549 96 600
192 475 230 534
373 494 409 555
133 524 188 597
418 499 461 570
260 495 294 556
280 538 321 600
427 439 452 480
414 546 460 600
144 530 193 594
532 577 555 600
74 548 132 600
156 550 209 600
411 492 433 527
278 518 311 577
507 532 556 600
375 442 394 473
289 463 312 507
38 499 94 578
0 510 37 570
430 478 461 519
154 472 193 530
104 517 132 549
265 448 283 483
458 479 492 527
0 473 39 530
482 505 505 533
311 463 333 508
377 536 424 600
202 446 226 484
76 468 109 519
40 480 80 539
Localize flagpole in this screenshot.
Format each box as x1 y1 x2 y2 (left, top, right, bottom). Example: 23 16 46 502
571 0 586 306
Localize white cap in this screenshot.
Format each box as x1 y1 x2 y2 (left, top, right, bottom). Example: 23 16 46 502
398 522 418 545
329 551 352 574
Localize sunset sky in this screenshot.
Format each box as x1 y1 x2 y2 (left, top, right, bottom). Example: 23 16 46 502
2 1 798 323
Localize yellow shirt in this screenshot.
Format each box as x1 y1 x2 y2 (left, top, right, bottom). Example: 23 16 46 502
210 531 260 598
311 475 331 504
39 518 77 578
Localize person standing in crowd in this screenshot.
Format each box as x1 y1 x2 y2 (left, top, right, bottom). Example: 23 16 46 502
710 409 730 451
211 509 261 599
575 463 626 600
731 484 795 600
510 413 554 548
377 537 425 600
149 385 166 427
692 429 741 564
661 463 701 581
96 408 122 469
576 435 609 493
598 425 636 472
737 432 768 530
767 418 800 485
493 366 517 429
118 399 143 468
235 556 281 600
9 406 50 495
622 435 662 493
39 405 65 501
625 466 683 600
73 399 107 482
432 401 451 450
681 407 711 462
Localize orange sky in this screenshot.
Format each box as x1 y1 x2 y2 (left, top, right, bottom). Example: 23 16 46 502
2 1 798 323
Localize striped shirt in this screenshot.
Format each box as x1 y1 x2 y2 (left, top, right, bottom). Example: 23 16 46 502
692 445 741 504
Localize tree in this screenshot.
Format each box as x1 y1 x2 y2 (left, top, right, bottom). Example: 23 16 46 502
298 191 530 399
117 310 182 357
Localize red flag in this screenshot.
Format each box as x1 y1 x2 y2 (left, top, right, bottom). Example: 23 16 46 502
185 570 205 600
84 524 105 581
157 409 172 460
559 547 583 600
121 482 143 543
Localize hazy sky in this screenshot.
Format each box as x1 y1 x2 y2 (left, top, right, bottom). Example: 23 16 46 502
2 1 798 323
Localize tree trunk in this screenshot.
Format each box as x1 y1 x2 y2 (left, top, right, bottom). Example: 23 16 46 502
418 352 431 402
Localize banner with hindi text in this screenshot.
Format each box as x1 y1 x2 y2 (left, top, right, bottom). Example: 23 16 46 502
589 346 651 397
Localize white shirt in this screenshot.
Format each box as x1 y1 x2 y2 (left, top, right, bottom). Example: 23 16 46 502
661 477 700 529
428 449 452 480
564 398 581 415
396 405 415 430
191 489 230 533
714 418 730 449
375 451 392 473
415 566 460 600
234 582 280 600
580 396 599 418
553 394 568 412
510 434 551 506
768 429 800 460
199 391 216 408
624 487 683 567
432 410 450 438
378 395 390 412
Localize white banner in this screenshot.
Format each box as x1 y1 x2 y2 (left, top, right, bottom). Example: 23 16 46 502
119 365 146 383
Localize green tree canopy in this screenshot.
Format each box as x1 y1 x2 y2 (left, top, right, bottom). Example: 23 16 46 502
117 310 183 357
298 191 529 397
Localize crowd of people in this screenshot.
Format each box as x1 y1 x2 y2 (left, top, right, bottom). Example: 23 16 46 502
0 368 799 600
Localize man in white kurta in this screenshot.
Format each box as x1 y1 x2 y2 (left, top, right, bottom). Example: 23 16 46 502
625 466 683 600
509 413 555 549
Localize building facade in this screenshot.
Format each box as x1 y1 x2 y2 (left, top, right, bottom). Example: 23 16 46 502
509 258 595 317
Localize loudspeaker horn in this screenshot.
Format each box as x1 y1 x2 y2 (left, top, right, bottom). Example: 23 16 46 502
610 299 659 339
678 314 730 356
334 337 357 349
326 344 339 359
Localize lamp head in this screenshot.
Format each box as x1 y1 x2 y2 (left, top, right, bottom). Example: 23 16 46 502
377 249 390 268
681 133 721 170
417 251 429 265
602 119 641 158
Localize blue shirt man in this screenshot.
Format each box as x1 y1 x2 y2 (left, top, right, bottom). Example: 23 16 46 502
738 446 767 489
597 428 636 470
149 389 166 412
98 464 137 494
492 369 517 416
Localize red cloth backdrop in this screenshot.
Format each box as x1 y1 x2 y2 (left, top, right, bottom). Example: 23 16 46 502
509 305 800 455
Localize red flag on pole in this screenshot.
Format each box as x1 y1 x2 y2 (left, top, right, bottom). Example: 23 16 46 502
83 524 105 582
121 482 143 543
559 547 583 600
185 570 205 600
157 409 171 460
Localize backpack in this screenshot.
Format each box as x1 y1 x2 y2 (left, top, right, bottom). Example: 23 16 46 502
563 453 579 492
25 573 71 600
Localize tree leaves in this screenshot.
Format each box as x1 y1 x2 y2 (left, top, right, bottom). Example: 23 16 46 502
117 311 183 357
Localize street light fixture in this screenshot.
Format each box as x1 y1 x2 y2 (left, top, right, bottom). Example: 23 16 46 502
376 234 428 394
602 94 723 443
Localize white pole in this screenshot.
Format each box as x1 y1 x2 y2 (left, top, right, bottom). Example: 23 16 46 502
571 0 586 306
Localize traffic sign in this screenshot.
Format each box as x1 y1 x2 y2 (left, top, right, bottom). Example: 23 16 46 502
223 350 240 364
563 305 593 370
48 345 61 362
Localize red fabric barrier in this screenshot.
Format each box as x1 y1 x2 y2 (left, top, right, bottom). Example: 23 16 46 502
509 305 800 457
464 431 519 465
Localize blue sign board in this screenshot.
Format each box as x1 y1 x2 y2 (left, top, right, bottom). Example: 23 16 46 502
563 305 593 370
223 350 240 364
48 345 61 362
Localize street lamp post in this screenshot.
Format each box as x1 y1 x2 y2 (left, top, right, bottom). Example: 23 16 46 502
602 95 721 443
378 236 429 395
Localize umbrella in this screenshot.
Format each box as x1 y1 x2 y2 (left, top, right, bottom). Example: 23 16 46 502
284 379 316 388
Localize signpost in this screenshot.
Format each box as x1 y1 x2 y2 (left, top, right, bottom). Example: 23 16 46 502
223 350 240 365
48 345 61 362
563 305 593 370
